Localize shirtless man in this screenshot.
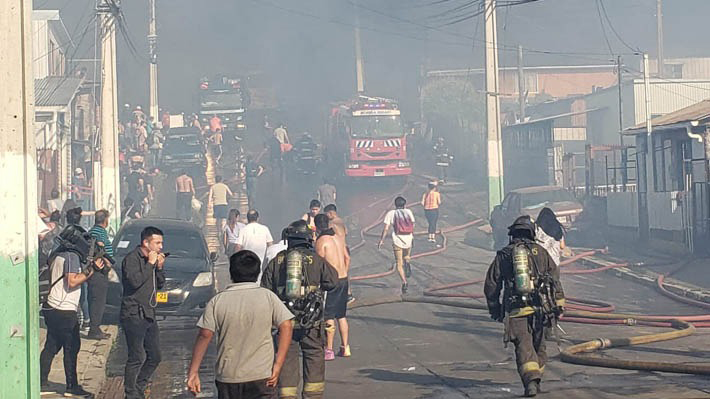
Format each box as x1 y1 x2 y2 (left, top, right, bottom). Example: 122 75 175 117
314 214 351 360
324 204 355 303
175 170 195 221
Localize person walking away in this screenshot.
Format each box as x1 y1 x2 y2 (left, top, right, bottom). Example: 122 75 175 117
421 182 442 245
211 128 224 164
301 199 321 234
261 220 339 399
86 210 114 340
484 216 566 397
314 215 351 361
149 128 163 167
236 210 273 264
323 204 354 303
176 171 195 221
273 123 290 176
210 175 233 232
223 209 246 258
187 250 295 399
120 227 167 399
40 225 106 397
210 114 223 133
535 207 565 267
378 196 415 293
316 179 336 207
263 228 288 279
244 157 264 210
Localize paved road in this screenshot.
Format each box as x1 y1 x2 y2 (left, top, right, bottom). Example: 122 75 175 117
102 126 710 398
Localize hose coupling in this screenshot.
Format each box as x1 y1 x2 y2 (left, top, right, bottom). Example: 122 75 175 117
596 338 612 349
625 318 637 326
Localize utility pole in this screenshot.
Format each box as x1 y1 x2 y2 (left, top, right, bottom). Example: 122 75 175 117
656 0 664 78
0 1 40 398
517 45 525 121
617 55 624 146
354 0 365 94
148 0 158 119
484 0 504 214
97 1 121 233
637 53 652 243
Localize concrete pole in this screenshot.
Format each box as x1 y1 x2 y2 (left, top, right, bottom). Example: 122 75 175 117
0 1 40 397
637 54 652 243
353 0 365 94
484 0 504 214
656 0 664 78
97 6 121 233
617 55 624 146
517 45 525 121
148 0 158 119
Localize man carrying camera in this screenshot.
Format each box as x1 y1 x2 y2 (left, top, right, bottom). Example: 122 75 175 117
120 226 166 399
40 224 107 398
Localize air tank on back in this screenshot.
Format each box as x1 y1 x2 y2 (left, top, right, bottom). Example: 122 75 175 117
513 244 534 294
285 249 303 300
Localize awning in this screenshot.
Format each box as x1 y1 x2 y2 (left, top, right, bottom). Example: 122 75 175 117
35 76 84 108
505 108 602 128
625 98 710 135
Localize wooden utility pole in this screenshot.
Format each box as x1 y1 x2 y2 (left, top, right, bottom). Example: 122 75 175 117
656 0 665 78
517 45 525 121
484 0 504 214
97 1 121 233
0 1 40 397
148 0 158 119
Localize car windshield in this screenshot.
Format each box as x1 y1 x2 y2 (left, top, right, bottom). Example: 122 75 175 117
164 137 201 153
114 228 207 261
350 115 402 138
521 189 578 209
200 92 243 110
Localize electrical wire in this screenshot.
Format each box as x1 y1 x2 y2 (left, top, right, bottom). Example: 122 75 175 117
598 0 643 54
595 0 614 57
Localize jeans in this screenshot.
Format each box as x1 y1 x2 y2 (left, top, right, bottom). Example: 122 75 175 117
176 192 193 221
425 208 439 234
216 379 276 399
88 271 108 334
79 283 89 325
40 308 80 387
122 317 162 399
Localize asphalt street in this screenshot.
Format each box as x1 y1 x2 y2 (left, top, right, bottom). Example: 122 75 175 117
102 125 710 398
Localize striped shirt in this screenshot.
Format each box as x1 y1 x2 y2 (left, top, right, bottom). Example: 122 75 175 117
422 190 441 210
88 225 114 257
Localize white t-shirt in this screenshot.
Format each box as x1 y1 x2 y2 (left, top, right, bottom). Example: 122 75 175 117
46 252 82 311
274 128 289 144
262 240 287 281
224 222 246 245
383 208 415 249
236 222 273 262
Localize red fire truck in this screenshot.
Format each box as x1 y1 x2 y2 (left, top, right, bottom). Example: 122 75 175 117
326 96 411 178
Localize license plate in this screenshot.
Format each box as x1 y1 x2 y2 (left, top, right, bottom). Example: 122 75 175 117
156 292 168 303
374 170 385 177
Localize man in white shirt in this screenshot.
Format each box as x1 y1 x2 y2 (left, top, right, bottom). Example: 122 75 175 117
236 209 273 263
262 228 288 279
378 196 415 294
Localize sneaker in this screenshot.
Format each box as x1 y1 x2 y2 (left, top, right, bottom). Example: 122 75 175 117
64 385 94 398
401 283 408 294
339 345 351 357
324 349 335 361
87 330 110 340
347 295 356 304
40 381 54 394
524 380 540 397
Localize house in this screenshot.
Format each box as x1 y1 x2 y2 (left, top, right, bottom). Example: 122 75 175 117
610 100 710 253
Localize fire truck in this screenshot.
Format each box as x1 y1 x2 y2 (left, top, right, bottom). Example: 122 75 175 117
326 96 411 178
198 75 250 131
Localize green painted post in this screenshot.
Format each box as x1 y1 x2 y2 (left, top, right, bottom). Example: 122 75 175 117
0 1 40 398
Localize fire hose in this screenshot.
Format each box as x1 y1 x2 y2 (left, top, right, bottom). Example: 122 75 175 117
343 181 710 376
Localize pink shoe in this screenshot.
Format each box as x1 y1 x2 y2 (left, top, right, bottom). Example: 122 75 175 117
325 349 335 361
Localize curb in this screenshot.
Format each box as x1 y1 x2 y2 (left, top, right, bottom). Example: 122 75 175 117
581 256 710 305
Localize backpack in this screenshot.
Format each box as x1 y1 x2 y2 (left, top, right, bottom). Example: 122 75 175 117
393 209 414 235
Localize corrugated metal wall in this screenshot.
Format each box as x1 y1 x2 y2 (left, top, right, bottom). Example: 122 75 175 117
633 79 710 125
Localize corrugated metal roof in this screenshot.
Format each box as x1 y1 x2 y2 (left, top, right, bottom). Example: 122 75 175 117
627 98 710 133
35 76 83 107
505 108 601 128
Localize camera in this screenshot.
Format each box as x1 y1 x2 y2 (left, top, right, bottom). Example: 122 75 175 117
52 225 116 267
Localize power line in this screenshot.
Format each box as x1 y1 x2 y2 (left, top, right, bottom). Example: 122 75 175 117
598 0 642 54
595 0 614 57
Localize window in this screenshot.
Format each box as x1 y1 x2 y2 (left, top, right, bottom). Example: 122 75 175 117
652 134 689 192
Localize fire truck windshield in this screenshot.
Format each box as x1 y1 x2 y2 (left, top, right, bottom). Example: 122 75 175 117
200 92 243 110
350 115 402 138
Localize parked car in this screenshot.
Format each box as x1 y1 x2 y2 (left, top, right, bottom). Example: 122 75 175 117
107 218 218 317
490 185 583 249
161 127 206 173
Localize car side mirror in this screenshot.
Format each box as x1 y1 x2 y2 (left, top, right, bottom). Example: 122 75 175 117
209 252 218 262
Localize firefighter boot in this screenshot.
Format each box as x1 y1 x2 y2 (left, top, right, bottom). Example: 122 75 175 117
524 379 540 397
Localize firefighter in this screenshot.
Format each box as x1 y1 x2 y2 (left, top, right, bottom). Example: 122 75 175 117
433 137 453 183
484 216 565 397
261 220 339 399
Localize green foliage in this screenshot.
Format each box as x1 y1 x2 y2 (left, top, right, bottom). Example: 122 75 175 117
422 78 484 129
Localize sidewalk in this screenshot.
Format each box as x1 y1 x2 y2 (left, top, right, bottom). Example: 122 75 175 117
40 325 118 398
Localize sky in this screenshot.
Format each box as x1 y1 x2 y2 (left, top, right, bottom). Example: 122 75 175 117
34 0 710 122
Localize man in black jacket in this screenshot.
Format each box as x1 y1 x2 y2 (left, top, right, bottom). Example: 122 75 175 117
120 226 166 399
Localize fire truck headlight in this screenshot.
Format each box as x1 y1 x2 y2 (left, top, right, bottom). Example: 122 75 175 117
398 161 410 168
237 115 243 121
347 163 360 169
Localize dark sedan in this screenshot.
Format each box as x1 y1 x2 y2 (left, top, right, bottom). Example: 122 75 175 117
107 218 218 317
